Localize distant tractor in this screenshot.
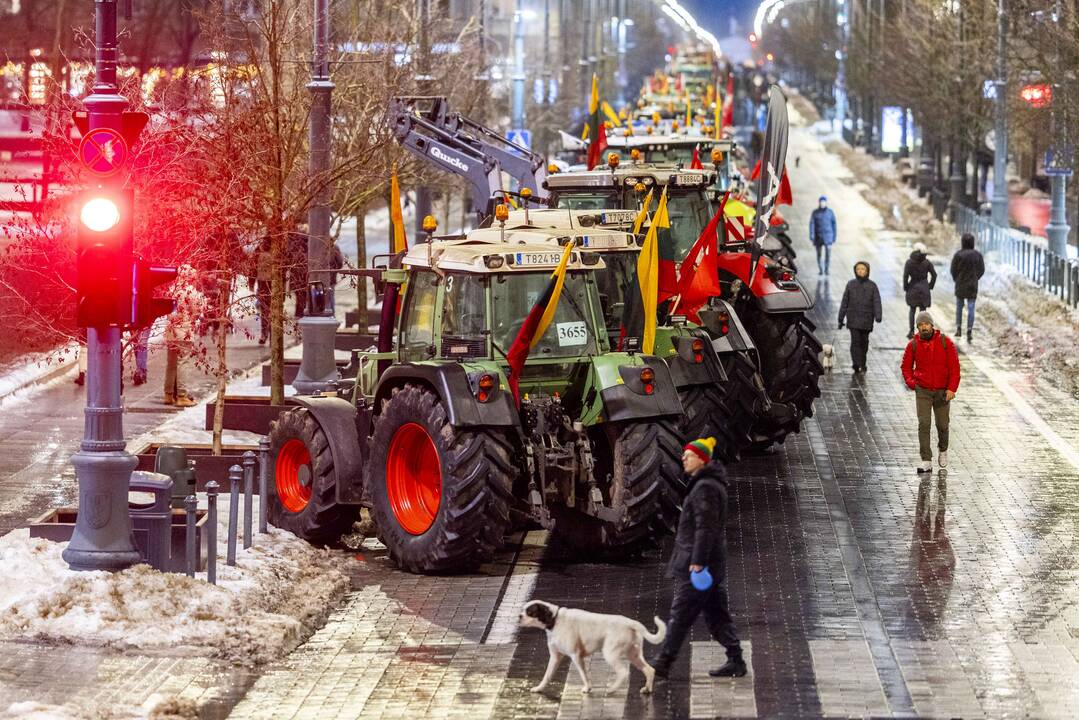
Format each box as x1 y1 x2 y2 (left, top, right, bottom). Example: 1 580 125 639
268 228 685 573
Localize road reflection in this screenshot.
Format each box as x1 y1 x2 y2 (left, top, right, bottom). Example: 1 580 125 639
909 473 955 633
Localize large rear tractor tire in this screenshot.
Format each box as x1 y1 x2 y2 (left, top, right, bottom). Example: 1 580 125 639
367 384 515 574
555 419 683 558
268 408 359 544
708 349 766 462
739 309 823 445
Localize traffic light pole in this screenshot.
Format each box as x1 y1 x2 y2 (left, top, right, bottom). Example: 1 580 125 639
294 0 340 394
63 0 141 571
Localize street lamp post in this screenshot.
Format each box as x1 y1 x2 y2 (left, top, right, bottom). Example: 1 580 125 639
294 0 340 395
512 0 527 132
1045 0 1070 258
835 0 849 138
991 0 1010 227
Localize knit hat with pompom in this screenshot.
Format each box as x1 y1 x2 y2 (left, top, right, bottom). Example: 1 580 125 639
684 437 717 462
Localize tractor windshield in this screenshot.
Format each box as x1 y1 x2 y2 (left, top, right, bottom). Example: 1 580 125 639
595 252 640 338
491 271 600 359
553 191 617 210
657 189 714 262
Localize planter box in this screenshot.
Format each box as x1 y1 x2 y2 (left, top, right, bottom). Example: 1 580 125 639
204 395 288 436
261 358 351 386
30 506 209 573
134 443 257 492
334 329 377 352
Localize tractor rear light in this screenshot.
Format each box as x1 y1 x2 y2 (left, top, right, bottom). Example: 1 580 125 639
691 338 704 363
484 254 505 269
476 373 496 402
639 367 655 394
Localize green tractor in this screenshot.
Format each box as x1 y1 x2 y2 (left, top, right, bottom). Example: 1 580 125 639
543 164 822 447
268 229 685 573
480 207 762 461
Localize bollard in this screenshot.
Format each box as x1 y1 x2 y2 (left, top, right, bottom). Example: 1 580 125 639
227 465 241 566
258 437 270 534
206 481 219 585
184 494 197 578
242 450 256 549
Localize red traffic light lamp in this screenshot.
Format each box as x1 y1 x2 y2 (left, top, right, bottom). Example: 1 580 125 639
76 188 133 328
1021 83 1052 108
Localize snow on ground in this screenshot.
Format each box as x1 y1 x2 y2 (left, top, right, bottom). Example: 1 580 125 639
831 140 1079 398
0 344 77 407
0 494 350 665
1 697 198 720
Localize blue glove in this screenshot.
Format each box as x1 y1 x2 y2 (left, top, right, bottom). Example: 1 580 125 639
690 567 713 591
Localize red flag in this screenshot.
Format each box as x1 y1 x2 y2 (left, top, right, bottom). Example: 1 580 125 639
586 74 608 170
675 195 727 322
586 122 608 170
721 73 734 130
690 144 703 170
750 161 793 207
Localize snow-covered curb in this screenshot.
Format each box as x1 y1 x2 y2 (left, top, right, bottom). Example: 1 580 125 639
0 494 350 664
0 344 78 408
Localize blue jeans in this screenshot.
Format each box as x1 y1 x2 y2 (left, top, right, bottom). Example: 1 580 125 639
135 328 150 374
955 297 976 333
815 244 831 273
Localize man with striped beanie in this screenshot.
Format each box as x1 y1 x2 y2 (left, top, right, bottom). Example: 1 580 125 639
652 437 746 680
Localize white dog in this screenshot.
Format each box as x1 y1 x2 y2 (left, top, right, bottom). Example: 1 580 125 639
820 343 835 370
519 599 667 696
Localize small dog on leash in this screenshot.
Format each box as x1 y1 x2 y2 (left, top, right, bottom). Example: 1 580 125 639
519 599 667 696
820 343 836 370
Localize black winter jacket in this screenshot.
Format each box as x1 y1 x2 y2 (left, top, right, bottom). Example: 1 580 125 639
903 250 937 308
950 236 985 299
837 262 882 331
667 463 729 579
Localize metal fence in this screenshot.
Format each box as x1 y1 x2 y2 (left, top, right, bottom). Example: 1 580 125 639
954 206 1079 308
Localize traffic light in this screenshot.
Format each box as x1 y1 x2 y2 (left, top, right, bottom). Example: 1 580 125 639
76 188 133 327
132 258 177 329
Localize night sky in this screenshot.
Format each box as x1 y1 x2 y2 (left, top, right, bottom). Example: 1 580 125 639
680 0 759 38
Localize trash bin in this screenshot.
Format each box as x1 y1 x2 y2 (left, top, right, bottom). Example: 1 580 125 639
154 445 196 508
130 471 173 572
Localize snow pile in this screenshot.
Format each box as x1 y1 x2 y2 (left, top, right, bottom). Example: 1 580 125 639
0 496 350 664
2 696 198 720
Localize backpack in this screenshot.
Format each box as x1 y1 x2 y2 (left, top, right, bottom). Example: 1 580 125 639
909 333 949 364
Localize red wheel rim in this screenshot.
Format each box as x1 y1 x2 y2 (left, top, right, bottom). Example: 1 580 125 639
386 422 442 535
276 439 313 513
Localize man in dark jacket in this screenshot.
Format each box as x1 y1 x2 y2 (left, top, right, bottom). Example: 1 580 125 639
837 261 882 373
901 311 961 473
949 233 985 343
809 195 837 274
903 242 937 338
652 437 746 680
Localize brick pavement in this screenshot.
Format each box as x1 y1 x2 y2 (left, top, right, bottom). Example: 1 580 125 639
8 125 1079 718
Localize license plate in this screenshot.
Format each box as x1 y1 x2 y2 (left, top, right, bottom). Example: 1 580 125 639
600 210 636 225
514 251 564 266
675 173 703 186
578 234 626 249
556 321 589 346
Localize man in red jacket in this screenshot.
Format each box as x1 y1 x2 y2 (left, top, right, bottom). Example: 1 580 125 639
901 311 960 473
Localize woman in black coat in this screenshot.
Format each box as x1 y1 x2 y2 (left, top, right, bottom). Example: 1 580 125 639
903 242 937 338
837 261 882 372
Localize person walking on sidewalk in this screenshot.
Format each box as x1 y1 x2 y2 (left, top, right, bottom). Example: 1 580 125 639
653 437 746 681
163 266 202 408
950 233 985 343
809 195 837 274
902 312 960 473
837 261 882 373
903 242 937 338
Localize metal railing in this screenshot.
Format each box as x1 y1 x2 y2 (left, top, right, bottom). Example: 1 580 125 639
954 206 1079 308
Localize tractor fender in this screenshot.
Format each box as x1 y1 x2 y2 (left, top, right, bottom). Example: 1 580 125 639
661 330 719 389
286 395 366 505
599 355 684 423
700 299 758 359
718 251 814 314
373 362 518 428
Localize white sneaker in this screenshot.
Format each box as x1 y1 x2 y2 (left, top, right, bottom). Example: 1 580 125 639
917 461 932 473
938 451 948 469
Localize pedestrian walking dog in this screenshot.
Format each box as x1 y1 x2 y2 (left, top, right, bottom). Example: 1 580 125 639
519 599 667 696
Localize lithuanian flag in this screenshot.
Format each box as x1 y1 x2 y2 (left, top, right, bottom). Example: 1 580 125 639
390 167 408 254
637 188 669 354
505 240 576 405
632 188 654 235
586 74 608 170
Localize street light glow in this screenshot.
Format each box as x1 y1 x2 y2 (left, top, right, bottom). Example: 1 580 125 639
660 0 721 56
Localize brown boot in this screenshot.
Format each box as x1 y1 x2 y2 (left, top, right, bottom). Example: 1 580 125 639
173 394 197 408
163 393 176 405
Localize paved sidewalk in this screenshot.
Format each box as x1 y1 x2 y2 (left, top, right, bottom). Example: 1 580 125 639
7 122 1079 718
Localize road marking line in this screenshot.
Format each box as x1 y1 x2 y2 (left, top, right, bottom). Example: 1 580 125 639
482 530 548 645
